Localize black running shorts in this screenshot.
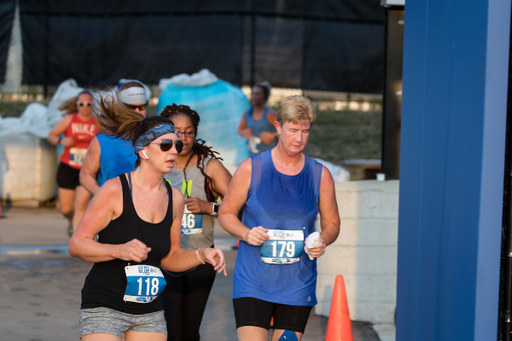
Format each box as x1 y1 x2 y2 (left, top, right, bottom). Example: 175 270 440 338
56 162 81 189
233 297 312 334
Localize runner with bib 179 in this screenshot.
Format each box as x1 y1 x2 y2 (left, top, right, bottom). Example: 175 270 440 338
219 95 340 341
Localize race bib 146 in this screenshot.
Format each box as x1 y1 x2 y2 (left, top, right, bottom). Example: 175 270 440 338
181 206 203 235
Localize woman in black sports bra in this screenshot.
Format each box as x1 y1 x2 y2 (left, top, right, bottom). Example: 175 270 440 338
68 92 226 341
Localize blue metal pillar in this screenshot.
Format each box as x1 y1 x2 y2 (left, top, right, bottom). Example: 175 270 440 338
396 0 510 340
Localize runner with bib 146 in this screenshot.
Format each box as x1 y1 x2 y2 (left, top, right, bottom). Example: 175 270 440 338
160 104 232 341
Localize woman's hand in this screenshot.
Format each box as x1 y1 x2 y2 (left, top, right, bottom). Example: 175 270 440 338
201 248 227 276
305 238 326 259
185 197 212 214
245 226 269 246
239 128 253 138
113 239 152 263
61 136 75 148
260 131 276 145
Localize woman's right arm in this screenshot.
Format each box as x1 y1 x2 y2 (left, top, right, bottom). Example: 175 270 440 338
218 159 269 246
161 188 227 275
237 111 252 138
260 109 279 144
68 178 151 263
47 115 74 147
80 137 102 195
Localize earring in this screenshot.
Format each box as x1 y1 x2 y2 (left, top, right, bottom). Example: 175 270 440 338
142 150 149 159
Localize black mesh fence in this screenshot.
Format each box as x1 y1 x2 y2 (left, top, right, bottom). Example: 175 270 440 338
497 5 512 341
16 0 384 93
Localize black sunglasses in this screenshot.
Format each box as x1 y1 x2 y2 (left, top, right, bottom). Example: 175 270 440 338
78 102 91 107
125 103 148 111
150 139 184 153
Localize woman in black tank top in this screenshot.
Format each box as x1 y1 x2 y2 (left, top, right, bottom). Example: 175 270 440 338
68 94 227 341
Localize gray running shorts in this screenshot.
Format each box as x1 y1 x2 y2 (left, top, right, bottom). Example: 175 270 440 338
79 307 167 338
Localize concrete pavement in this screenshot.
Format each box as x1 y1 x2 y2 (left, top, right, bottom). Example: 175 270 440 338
0 207 381 340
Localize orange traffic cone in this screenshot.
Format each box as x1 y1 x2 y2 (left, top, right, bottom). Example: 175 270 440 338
325 275 353 341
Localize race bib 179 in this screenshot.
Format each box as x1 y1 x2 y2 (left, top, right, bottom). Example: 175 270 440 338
260 229 304 264
123 265 166 303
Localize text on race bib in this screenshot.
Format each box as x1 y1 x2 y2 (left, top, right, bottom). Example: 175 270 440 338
124 265 166 303
181 206 203 235
69 148 88 167
261 229 304 264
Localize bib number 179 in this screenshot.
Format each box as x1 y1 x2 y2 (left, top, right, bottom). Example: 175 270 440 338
260 229 304 264
271 241 296 258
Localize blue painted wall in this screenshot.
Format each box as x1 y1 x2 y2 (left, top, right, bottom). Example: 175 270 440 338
397 0 510 340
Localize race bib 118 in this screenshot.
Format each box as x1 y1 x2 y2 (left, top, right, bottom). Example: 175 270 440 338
124 265 166 303
260 229 304 264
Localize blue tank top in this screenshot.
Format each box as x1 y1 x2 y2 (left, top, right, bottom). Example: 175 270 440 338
97 134 137 186
233 150 322 306
246 107 277 156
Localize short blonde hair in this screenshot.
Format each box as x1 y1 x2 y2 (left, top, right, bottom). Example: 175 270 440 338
277 95 316 125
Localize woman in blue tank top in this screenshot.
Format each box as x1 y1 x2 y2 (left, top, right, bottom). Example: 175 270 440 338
80 81 149 196
237 82 278 156
220 95 340 341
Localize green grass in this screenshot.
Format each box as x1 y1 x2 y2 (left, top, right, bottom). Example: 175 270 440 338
0 101 44 118
303 109 382 165
0 101 159 118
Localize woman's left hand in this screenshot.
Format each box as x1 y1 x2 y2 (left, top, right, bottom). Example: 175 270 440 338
61 136 76 148
201 248 227 276
260 131 276 145
185 197 211 214
306 239 327 259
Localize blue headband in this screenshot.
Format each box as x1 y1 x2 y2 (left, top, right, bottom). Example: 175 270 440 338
134 124 178 153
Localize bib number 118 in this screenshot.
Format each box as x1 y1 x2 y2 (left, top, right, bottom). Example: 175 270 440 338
271 241 296 258
137 277 160 296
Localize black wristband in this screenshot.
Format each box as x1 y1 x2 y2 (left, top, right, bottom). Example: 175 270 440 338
57 137 62 145
210 202 219 216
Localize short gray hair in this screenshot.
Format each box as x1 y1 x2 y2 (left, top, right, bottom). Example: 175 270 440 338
277 95 316 125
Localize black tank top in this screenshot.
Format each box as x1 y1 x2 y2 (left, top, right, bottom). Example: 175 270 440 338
81 174 174 314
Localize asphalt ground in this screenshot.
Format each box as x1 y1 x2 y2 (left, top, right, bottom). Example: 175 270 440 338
0 207 380 341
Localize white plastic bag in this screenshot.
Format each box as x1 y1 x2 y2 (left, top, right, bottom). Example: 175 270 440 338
157 70 250 168
158 69 218 90
314 158 351 183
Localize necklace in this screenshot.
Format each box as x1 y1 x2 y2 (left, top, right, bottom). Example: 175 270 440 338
181 145 196 198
